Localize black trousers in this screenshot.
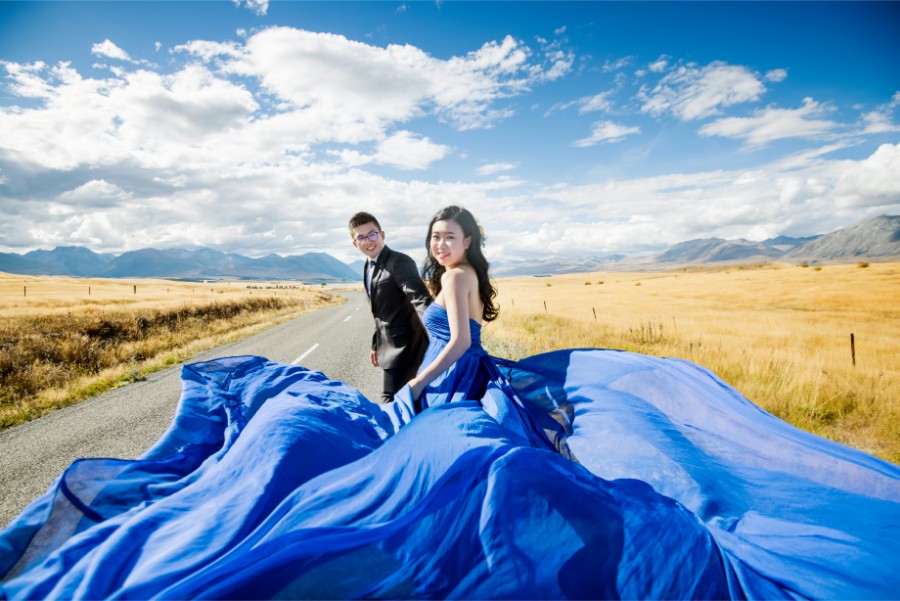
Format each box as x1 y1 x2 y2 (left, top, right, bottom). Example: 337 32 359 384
381 364 418 403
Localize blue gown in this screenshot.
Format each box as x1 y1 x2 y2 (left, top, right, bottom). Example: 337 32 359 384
1 303 899 599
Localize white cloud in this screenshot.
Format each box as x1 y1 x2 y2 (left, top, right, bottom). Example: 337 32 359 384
860 92 900 134
180 28 558 132
699 97 839 147
578 91 614 113
2 26 897 264
234 0 268 16
833 143 900 207
331 131 450 170
520 143 900 258
57 179 132 206
573 121 640 147
648 56 668 73
765 68 788 82
640 61 765 121
92 39 131 61
603 57 632 73
477 162 517 176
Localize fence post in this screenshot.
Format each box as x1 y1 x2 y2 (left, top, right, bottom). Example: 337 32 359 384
23 286 26 297
850 333 856 367
543 300 547 312
133 285 137 295
593 307 596 320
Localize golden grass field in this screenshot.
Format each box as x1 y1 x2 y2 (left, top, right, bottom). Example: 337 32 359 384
0 274 341 428
483 261 900 464
2 262 898 464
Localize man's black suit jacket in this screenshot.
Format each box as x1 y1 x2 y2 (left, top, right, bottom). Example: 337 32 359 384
366 245 432 370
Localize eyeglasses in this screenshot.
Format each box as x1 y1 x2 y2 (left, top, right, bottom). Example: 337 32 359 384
354 231 381 245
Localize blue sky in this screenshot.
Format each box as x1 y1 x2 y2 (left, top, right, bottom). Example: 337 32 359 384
1 1 898 265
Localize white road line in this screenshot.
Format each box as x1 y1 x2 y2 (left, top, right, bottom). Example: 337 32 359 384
291 343 319 365
343 315 353 322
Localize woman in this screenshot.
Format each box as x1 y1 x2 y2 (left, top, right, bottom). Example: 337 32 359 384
386 206 561 451
2 207 899 600
408 205 497 404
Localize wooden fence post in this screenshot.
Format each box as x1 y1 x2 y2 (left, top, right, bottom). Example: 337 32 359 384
851 333 856 367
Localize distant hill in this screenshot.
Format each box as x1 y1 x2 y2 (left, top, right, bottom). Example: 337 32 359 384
0 246 358 281
784 215 900 261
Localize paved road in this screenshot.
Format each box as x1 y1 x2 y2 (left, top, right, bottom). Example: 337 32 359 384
0 291 381 528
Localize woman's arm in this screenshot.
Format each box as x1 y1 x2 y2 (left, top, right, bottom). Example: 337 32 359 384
408 268 473 400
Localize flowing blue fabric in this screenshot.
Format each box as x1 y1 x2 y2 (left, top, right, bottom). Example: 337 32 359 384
2 304 899 599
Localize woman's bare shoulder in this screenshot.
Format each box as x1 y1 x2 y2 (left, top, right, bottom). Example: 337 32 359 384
441 265 477 285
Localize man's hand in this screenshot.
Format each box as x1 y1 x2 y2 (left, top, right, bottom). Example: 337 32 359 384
370 349 379 367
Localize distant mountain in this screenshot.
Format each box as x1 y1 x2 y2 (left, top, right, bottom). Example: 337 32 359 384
492 254 626 277
0 252 47 275
0 246 358 281
23 246 115 276
649 216 899 266
784 215 900 260
650 238 785 264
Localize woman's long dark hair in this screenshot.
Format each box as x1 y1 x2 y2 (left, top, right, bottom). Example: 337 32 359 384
422 205 499 322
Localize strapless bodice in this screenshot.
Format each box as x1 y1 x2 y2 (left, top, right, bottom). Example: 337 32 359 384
423 303 482 347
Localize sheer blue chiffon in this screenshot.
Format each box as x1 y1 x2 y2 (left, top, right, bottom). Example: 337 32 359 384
1 304 898 599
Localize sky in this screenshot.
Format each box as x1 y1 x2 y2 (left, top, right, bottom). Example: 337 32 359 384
1 0 899 266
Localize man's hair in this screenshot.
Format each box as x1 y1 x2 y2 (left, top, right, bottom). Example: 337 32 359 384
348 212 381 233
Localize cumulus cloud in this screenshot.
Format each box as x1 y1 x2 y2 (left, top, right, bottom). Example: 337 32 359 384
833 143 900 207
699 97 839 147
765 68 788 82
57 179 132 207
573 121 641 146
334 131 451 170
92 39 131 61
640 61 765 120
515 143 900 258
178 28 564 132
2 24 896 264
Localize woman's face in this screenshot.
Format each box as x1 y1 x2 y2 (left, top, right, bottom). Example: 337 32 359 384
430 219 471 267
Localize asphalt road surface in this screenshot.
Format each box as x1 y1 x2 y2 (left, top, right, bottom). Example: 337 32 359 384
0 290 381 528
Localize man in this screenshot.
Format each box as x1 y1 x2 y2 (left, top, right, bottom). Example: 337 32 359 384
348 211 432 402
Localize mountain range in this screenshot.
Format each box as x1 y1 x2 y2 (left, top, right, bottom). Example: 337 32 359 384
1 215 898 280
0 246 358 282
492 214 900 276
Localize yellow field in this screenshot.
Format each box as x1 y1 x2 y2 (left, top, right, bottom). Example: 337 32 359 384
0 273 341 428
483 262 900 464
0 274 325 317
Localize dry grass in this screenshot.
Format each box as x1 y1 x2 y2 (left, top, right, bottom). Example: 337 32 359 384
0 274 341 429
482 262 900 464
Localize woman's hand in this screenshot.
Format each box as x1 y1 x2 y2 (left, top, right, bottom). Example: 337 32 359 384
408 377 426 401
